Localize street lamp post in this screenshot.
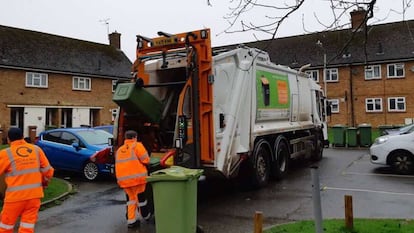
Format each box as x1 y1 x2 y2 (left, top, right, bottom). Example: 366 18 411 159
323 52 327 99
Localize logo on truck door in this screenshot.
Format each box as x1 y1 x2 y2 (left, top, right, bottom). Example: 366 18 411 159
256 70 290 120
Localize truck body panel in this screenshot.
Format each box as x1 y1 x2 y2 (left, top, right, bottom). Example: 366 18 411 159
113 29 328 187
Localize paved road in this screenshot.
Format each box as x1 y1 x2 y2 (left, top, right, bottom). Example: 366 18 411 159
35 148 414 233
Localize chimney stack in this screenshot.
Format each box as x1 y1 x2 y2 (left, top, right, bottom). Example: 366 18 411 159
350 7 367 31
109 31 121 50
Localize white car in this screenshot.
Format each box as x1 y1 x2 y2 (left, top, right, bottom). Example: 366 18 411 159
370 129 414 174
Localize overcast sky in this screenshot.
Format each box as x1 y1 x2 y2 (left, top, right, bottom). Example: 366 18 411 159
1 0 413 61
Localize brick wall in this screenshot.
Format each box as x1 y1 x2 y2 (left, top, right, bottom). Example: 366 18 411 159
321 61 414 128
0 68 119 130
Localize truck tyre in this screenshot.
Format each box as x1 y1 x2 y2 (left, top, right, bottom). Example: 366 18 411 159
311 137 324 161
251 139 271 188
271 136 289 180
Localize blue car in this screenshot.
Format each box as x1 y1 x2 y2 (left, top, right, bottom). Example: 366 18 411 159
35 127 114 181
93 125 114 134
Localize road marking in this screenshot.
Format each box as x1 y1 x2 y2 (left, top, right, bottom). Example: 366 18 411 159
323 186 414 196
342 171 414 178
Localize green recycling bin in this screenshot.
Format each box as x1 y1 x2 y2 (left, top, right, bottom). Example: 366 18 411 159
358 123 372 147
332 124 346 147
146 166 203 233
347 127 358 147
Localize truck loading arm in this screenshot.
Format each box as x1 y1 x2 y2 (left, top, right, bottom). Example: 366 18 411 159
216 60 251 176
132 29 214 168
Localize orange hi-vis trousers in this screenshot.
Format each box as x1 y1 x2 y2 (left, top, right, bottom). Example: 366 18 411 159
124 184 146 224
0 198 41 233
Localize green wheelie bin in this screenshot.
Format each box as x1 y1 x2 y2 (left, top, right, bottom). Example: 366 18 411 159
358 123 372 147
332 124 346 147
347 127 358 147
146 166 203 233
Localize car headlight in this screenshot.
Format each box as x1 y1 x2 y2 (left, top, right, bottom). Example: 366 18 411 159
374 136 389 145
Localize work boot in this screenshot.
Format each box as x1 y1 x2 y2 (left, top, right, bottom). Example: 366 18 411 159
128 220 140 228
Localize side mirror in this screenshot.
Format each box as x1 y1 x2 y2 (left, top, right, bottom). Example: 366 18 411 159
72 142 80 150
326 104 332 116
108 137 114 146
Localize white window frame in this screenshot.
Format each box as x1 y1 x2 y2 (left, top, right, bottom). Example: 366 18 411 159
325 68 338 82
305 70 319 82
365 98 383 112
364 65 381 80
387 63 405 78
112 80 117 93
328 99 339 113
388 97 406 112
73 77 91 91
26 72 48 88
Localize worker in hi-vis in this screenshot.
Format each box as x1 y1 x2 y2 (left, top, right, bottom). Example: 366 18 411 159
0 127 54 233
115 130 150 228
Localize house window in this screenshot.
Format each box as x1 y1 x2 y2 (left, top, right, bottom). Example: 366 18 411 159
365 65 381 80
112 80 118 93
366 98 382 112
46 108 58 129
327 99 339 113
387 63 405 78
325 68 338 82
73 77 91 91
26 72 48 88
388 97 406 112
10 107 24 129
305 70 319 82
61 108 73 128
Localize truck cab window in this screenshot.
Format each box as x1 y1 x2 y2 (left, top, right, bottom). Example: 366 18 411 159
182 86 192 118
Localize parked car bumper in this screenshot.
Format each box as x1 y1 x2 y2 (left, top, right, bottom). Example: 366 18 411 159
370 143 390 165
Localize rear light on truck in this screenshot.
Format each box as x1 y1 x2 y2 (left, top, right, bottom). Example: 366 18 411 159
160 150 176 167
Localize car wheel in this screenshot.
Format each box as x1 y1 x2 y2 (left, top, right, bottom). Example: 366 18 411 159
83 162 99 181
389 151 414 175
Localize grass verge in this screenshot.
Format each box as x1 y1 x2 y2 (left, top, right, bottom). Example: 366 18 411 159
264 219 414 233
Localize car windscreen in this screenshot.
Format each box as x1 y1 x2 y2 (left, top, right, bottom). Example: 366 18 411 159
77 130 113 145
397 124 414 134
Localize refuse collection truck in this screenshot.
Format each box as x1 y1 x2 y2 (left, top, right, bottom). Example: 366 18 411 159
112 28 329 188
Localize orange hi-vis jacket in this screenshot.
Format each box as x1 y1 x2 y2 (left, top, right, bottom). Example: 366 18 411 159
115 139 150 188
0 139 54 203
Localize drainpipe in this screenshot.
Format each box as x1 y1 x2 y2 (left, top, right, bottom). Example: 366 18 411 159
349 65 355 127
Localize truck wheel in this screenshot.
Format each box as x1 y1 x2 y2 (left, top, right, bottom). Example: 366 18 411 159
271 137 289 180
311 138 324 161
251 139 271 188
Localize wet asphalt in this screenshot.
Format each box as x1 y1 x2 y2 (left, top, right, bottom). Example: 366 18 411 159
35 148 414 233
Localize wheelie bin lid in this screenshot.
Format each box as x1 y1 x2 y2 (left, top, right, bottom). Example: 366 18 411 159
146 166 203 183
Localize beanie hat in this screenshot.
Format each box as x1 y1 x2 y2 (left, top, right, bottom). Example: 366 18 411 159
8 127 23 142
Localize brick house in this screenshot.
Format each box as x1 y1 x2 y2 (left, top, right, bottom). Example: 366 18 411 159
0 25 132 140
219 9 414 128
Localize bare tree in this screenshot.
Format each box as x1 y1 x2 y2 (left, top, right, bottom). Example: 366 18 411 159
208 0 412 41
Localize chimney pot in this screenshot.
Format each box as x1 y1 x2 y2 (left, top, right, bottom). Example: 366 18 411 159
350 7 367 31
109 31 121 49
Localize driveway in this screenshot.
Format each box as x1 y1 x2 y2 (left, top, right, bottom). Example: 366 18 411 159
35 148 414 233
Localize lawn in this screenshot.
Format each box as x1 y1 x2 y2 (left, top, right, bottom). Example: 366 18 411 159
264 219 414 233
